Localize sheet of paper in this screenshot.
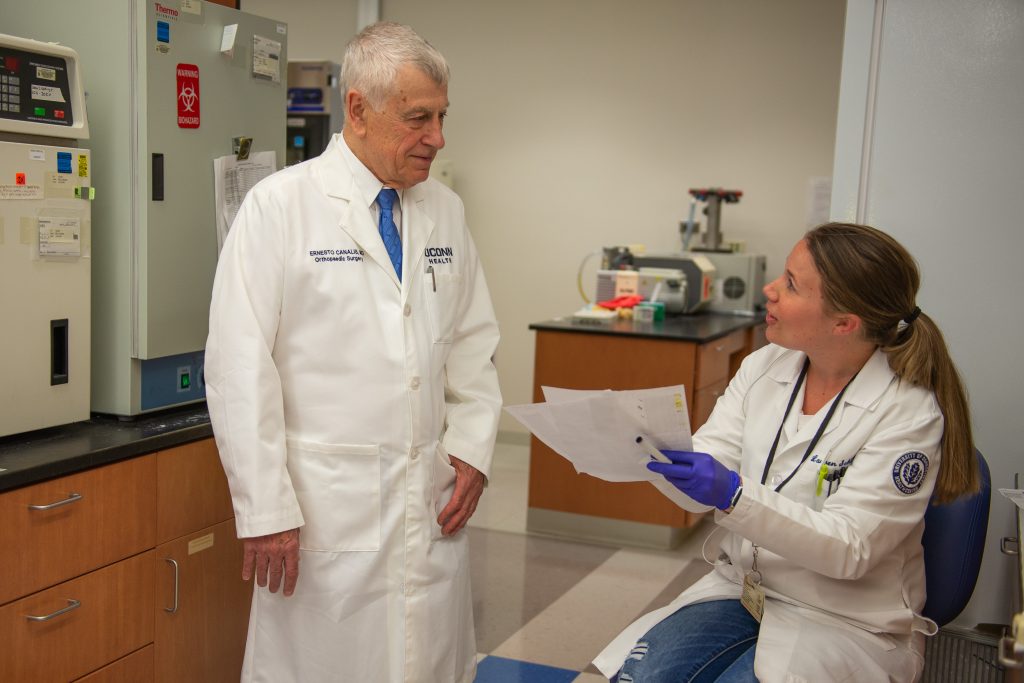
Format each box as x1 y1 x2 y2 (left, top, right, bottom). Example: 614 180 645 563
541 385 693 450
37 216 81 256
221 24 238 56
213 150 276 252
252 35 282 82
999 488 1024 511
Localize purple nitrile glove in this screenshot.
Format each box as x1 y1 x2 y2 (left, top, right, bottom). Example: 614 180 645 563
647 450 741 510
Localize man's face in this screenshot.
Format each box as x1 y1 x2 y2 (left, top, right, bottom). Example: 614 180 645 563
348 64 448 189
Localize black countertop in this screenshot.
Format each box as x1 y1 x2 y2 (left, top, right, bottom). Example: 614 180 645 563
529 312 762 342
0 404 213 493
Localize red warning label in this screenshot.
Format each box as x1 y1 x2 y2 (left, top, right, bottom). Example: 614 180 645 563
176 63 200 129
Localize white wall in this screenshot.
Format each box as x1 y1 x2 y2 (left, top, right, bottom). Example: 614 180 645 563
241 0 359 64
833 0 1024 628
388 0 845 431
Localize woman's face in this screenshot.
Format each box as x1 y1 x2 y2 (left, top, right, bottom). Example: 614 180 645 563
762 239 838 353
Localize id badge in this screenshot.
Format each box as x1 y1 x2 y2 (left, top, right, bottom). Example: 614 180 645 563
741 572 764 622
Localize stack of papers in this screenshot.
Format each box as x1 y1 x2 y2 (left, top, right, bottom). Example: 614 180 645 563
505 385 694 483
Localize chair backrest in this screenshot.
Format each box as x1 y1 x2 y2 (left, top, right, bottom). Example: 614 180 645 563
921 450 991 627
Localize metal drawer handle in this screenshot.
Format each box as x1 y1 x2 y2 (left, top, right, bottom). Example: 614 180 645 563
28 492 83 511
1002 536 1019 556
26 598 81 622
164 558 179 613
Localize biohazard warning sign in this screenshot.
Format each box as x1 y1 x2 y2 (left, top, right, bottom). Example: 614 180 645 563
176 63 200 129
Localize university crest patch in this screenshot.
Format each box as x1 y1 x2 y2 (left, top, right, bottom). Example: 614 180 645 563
892 451 929 494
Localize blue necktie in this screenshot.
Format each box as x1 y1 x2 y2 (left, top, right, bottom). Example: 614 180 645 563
376 188 402 281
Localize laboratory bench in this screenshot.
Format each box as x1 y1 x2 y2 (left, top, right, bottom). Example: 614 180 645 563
0 405 251 683
527 313 767 548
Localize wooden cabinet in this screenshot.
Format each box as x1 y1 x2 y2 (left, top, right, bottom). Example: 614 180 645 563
0 456 156 606
155 519 250 682
154 439 251 682
0 552 155 682
0 438 250 682
527 323 764 537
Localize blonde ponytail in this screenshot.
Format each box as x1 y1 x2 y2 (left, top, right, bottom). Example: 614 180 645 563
806 223 978 502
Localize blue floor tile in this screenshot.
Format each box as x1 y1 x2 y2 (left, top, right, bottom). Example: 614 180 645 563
474 655 580 683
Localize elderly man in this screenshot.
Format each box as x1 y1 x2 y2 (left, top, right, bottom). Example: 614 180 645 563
205 22 502 682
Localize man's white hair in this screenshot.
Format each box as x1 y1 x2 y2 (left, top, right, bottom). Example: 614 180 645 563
341 22 449 111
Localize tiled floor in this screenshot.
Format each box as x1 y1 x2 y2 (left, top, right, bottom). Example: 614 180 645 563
467 439 712 682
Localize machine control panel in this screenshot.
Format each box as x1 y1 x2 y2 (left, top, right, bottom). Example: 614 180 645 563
0 34 87 139
0 46 74 125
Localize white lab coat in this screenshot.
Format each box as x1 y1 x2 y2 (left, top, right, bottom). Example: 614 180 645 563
595 344 943 683
205 135 502 683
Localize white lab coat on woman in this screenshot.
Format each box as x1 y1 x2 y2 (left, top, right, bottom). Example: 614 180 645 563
205 135 501 683
595 344 942 683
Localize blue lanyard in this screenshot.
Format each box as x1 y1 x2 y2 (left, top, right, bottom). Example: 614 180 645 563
759 358 857 493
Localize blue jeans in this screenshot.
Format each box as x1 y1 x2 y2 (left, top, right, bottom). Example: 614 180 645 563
614 599 759 683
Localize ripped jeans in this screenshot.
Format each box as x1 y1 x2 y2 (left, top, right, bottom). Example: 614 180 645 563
614 599 759 683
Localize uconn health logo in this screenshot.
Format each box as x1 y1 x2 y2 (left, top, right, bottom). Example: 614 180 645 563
425 246 454 265
892 451 929 495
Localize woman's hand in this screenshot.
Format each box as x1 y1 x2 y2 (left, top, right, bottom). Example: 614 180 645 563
647 450 741 510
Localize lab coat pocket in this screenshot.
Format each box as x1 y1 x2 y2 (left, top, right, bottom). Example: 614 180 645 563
425 271 463 343
431 444 457 540
286 438 381 552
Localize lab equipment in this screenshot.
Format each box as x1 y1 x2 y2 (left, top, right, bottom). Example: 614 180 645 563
286 60 342 166
633 304 655 324
637 267 686 314
702 252 767 316
6 1 288 416
0 34 92 437
602 245 634 270
632 253 716 314
681 185 766 315
613 269 639 298
594 268 618 303
688 187 743 252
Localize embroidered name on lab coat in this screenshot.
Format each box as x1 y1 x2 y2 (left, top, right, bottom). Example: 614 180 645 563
425 246 455 265
309 248 365 263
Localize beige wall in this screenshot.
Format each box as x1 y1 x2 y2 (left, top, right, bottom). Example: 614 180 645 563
242 0 359 63
243 0 846 433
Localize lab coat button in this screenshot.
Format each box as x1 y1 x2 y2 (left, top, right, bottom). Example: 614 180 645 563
411 449 419 460
410 376 420 390
404 304 412 316
771 474 783 486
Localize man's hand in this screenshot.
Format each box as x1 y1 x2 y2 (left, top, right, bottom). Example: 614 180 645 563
437 456 485 536
242 528 300 596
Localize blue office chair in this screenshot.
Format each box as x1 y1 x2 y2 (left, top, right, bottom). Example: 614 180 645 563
921 449 991 627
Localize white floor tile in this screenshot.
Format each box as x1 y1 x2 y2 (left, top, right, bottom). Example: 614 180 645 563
490 548 696 672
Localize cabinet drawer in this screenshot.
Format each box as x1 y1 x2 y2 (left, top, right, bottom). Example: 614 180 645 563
0 551 155 683
157 439 234 544
694 329 746 389
0 456 156 605
76 645 154 683
692 377 728 430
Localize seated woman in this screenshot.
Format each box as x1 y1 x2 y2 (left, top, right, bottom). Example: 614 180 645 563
594 223 978 683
